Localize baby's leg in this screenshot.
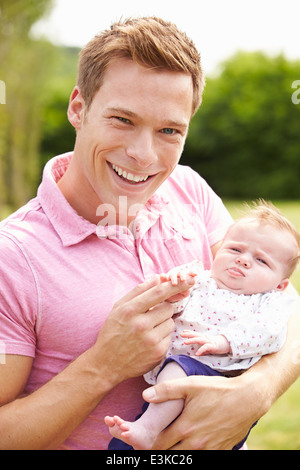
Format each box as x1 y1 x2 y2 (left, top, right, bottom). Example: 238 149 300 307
105 361 187 450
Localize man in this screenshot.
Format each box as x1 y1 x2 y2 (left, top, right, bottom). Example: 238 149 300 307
0 17 299 450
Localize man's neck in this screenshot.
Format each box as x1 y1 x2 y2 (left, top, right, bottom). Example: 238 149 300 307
57 160 101 225
57 158 137 228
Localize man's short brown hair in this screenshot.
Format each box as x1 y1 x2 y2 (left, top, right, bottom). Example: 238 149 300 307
77 17 204 116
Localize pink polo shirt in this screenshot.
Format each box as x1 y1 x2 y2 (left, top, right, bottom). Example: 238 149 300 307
0 152 232 449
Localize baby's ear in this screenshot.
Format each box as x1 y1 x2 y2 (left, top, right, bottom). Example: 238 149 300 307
276 279 290 292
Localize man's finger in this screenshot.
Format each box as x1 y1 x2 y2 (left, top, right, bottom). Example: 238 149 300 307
118 276 196 315
114 275 161 305
142 377 189 403
140 276 196 312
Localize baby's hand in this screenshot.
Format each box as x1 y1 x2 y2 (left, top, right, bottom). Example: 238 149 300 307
162 267 198 286
159 270 196 303
181 331 231 356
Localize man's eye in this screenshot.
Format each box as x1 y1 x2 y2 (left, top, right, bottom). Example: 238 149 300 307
161 128 177 135
115 117 131 124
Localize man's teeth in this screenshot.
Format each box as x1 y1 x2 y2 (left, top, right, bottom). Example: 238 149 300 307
112 164 149 183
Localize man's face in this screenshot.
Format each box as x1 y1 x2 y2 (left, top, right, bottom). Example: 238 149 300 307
68 59 193 224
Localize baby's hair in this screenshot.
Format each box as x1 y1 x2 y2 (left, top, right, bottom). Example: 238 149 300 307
236 199 300 277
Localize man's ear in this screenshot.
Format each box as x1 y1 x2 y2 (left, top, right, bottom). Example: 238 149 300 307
67 86 85 130
276 279 290 291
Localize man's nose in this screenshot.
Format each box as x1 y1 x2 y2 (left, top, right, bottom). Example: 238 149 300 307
126 130 157 167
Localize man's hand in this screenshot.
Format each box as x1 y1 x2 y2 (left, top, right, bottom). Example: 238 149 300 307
94 275 196 387
142 374 260 450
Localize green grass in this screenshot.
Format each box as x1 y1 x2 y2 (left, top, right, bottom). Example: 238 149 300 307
224 200 300 450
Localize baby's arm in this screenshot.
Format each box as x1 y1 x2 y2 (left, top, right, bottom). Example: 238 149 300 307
181 331 231 356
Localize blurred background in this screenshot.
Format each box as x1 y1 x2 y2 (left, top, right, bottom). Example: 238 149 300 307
0 0 300 450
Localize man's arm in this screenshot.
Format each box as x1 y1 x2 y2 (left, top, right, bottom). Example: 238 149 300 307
0 275 195 449
0 349 108 449
143 284 300 450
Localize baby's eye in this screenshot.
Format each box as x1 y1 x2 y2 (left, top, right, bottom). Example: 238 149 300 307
257 258 268 265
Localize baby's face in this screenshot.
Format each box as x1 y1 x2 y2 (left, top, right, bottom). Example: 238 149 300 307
211 220 296 295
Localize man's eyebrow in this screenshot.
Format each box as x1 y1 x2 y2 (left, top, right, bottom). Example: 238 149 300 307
162 119 189 131
106 107 138 118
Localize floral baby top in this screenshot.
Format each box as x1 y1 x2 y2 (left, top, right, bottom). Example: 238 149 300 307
145 267 295 384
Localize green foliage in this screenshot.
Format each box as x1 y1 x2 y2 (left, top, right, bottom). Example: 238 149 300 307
39 46 78 170
0 0 77 209
0 0 53 56
182 52 300 199
0 0 55 208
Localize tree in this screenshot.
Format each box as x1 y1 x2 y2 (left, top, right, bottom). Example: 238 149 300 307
182 52 300 199
0 0 54 209
39 46 79 172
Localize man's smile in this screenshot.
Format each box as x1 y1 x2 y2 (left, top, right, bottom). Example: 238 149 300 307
111 163 152 184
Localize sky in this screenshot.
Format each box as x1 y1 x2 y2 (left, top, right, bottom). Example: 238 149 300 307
31 0 300 75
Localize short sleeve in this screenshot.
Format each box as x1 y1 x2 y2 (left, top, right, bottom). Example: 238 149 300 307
194 174 233 247
0 234 38 357
167 165 233 247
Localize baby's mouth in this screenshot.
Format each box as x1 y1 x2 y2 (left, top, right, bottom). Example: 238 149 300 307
227 267 245 277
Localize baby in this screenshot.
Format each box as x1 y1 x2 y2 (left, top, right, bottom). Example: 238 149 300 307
105 201 300 450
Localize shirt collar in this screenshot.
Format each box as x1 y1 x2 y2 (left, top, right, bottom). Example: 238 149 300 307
37 153 97 247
